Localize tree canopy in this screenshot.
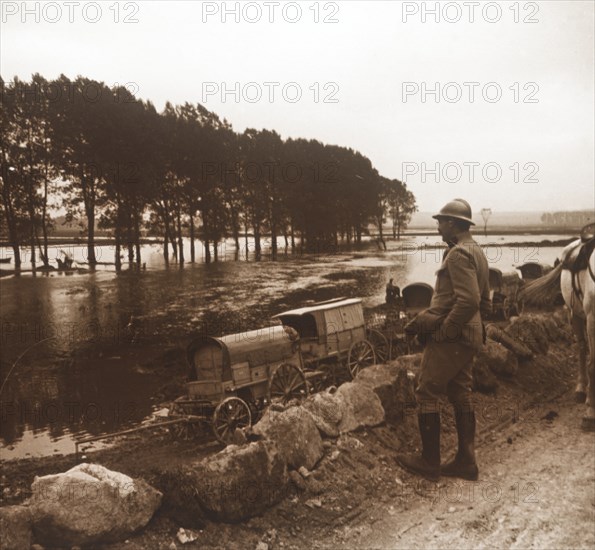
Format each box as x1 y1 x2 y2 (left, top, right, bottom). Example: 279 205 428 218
0 75 417 270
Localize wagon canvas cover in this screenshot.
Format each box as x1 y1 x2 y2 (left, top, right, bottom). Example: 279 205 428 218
273 298 364 339
187 325 298 381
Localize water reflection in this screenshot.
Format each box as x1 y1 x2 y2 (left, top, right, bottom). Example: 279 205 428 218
0 235 567 458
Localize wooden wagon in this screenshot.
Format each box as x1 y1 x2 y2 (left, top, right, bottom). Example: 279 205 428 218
402 283 434 315
168 325 309 444
273 297 380 386
488 268 524 320
516 262 553 281
367 282 436 359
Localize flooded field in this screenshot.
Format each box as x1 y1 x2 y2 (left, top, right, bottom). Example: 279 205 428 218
0 234 569 459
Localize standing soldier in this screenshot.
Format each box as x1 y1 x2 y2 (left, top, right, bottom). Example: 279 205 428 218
396 199 490 481
385 278 400 305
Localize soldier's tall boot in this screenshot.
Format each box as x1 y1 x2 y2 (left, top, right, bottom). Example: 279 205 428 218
396 412 440 482
442 409 478 481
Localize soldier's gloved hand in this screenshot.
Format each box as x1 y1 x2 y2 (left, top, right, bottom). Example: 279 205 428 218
404 319 419 337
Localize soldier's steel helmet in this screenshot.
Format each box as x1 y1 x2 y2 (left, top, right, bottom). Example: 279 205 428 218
432 198 475 225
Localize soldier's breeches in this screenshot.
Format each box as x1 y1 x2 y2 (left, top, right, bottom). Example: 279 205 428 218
415 340 475 414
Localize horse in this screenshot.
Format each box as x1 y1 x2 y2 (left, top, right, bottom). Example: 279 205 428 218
520 226 595 431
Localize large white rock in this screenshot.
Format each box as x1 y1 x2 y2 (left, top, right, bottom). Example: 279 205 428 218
301 389 346 437
335 382 385 432
253 406 324 470
355 360 417 422
169 440 288 523
30 463 162 547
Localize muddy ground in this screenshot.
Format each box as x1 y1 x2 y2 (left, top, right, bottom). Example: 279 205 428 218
0 308 595 550
1 308 594 549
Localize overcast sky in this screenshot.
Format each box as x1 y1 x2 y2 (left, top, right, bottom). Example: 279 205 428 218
2 0 593 213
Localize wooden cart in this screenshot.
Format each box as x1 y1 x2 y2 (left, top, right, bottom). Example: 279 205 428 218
169 325 309 445
488 268 524 320
273 298 379 386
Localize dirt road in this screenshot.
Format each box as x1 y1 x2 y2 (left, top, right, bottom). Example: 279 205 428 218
3 310 594 550
332 395 595 550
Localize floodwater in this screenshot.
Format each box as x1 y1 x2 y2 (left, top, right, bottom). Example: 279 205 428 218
0 234 569 459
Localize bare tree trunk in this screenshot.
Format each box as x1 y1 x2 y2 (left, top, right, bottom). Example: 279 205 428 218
39 167 50 267
28 208 36 273
189 213 195 263
254 221 262 261
115 226 122 272
163 230 169 264
12 244 21 271
26 167 37 273
134 210 141 267
230 205 240 250
204 239 211 264
2 194 21 272
0 155 21 274
87 208 97 266
244 221 249 261
176 207 184 264
127 231 134 263
270 202 277 261
115 195 122 272
163 202 176 261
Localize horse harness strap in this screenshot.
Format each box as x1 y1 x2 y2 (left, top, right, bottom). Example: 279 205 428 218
561 233 595 305
582 224 595 284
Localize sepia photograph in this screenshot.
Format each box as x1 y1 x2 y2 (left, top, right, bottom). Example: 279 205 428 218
1 1 594 548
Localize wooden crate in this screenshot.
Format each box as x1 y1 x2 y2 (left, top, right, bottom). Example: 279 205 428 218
232 361 251 386
186 380 223 400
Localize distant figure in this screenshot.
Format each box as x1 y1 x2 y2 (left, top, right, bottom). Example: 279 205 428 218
56 252 74 270
385 278 400 305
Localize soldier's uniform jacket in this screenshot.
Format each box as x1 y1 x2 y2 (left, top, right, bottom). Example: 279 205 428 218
422 231 490 351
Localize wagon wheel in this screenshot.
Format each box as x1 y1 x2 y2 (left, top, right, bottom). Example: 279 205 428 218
306 359 351 393
312 360 351 389
212 397 252 445
366 328 390 363
304 369 328 394
168 399 204 441
347 340 376 380
269 363 309 404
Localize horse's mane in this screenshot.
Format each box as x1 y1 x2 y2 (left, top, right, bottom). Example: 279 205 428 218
520 238 589 305
519 262 564 305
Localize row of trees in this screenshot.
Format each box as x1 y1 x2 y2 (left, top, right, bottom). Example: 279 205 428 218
0 74 417 271
541 211 593 227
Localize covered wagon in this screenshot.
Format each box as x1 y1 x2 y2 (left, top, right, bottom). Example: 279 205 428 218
516 262 553 281
273 297 379 384
169 325 308 444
